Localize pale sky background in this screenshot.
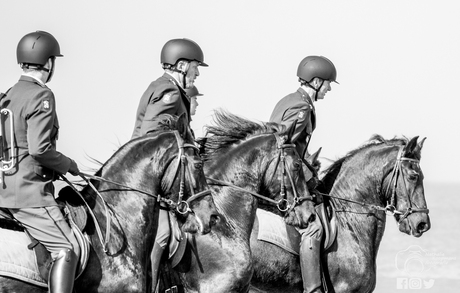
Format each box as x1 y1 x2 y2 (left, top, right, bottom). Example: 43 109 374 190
0 1 458 185
0 1 459 290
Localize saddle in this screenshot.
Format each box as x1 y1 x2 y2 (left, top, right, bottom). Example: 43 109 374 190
0 187 91 287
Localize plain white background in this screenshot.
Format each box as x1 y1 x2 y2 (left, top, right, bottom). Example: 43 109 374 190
0 0 458 184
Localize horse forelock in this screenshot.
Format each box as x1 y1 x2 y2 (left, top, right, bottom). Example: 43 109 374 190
198 110 286 160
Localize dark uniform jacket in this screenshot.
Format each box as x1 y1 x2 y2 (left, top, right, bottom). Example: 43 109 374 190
0 76 74 208
269 87 316 159
131 73 191 139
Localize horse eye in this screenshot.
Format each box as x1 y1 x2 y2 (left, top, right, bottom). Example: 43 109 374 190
194 161 203 170
408 172 419 181
293 160 301 171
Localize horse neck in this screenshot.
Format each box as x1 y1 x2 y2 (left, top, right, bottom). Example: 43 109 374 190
329 148 396 254
83 139 170 256
205 137 274 239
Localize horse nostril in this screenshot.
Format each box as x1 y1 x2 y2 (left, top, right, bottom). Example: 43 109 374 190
309 214 316 223
417 222 430 233
210 214 220 227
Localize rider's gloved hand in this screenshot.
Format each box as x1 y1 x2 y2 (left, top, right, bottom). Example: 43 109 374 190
68 159 80 176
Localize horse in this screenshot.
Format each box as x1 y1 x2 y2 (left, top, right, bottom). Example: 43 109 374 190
163 110 316 293
248 135 431 292
0 114 219 292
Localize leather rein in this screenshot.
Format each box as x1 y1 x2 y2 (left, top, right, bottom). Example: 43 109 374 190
206 134 313 214
383 146 429 223
319 146 429 222
61 130 211 254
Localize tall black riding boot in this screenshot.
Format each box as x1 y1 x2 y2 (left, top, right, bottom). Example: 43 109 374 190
151 242 165 292
48 249 78 293
299 237 324 293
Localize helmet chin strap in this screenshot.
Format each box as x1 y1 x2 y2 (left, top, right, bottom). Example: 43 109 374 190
171 61 189 88
305 79 324 101
45 58 56 83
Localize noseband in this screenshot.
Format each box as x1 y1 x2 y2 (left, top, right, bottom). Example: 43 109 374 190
383 146 429 223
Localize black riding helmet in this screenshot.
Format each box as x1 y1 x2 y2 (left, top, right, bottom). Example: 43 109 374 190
185 85 203 98
161 38 208 67
17 31 63 66
297 56 338 84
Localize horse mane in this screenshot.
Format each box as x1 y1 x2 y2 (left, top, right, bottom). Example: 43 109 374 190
319 134 409 194
197 109 285 161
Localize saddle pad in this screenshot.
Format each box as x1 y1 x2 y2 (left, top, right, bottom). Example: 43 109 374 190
0 228 47 287
256 209 301 255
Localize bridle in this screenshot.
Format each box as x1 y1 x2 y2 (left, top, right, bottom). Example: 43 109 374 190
383 146 429 223
161 130 212 214
319 146 429 221
206 133 313 214
61 130 211 254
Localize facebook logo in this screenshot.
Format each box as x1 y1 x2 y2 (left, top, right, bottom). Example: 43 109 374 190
397 278 408 289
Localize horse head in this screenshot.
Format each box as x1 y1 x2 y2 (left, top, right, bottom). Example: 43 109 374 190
388 136 430 237
201 110 316 230
156 113 219 235
270 120 316 228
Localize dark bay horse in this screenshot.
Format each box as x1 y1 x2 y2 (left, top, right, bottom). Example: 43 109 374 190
249 135 431 292
170 111 316 293
0 114 219 292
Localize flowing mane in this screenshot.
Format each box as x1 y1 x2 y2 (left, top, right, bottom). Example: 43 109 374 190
319 134 414 194
197 110 286 161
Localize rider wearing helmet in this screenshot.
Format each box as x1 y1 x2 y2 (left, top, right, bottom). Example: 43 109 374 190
185 85 203 117
131 38 207 291
269 55 338 293
131 38 207 139
0 31 80 293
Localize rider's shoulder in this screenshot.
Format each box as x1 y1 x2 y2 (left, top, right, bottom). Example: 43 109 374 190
151 74 181 93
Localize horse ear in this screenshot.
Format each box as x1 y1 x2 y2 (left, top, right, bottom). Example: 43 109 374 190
306 147 322 165
177 113 188 138
305 147 322 173
414 137 427 156
403 136 419 156
285 119 297 143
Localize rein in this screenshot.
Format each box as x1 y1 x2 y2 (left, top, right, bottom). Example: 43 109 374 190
206 134 312 213
60 130 211 254
318 146 429 221
383 147 429 223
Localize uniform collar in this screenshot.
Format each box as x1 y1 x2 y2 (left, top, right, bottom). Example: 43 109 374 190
297 87 314 106
20 74 46 87
164 72 184 89
162 72 187 95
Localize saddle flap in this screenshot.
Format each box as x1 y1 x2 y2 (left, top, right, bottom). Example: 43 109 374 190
168 213 187 268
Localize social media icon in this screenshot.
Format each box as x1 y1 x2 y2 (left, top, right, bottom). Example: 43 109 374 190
423 279 435 289
409 278 422 289
396 278 408 289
